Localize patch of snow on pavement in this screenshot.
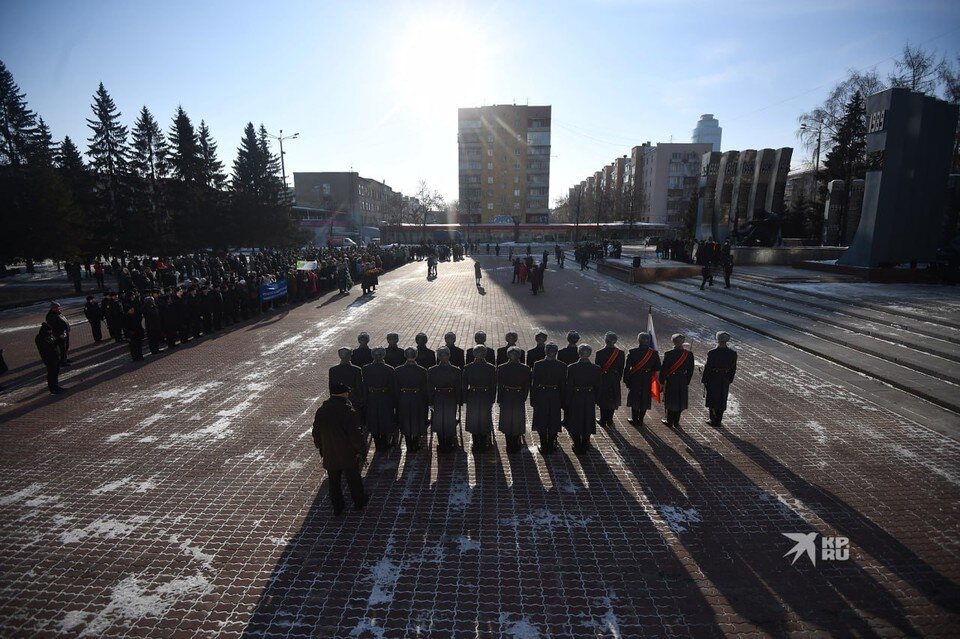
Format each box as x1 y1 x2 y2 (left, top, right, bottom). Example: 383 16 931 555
655 505 702 533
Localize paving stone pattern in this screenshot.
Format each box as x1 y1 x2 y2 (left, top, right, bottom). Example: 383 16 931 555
0 256 958 638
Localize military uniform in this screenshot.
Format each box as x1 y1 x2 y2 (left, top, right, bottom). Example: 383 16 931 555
384 344 405 368
142 299 163 354
103 296 124 342
428 363 462 451
497 360 530 451
446 344 465 368
623 346 662 425
416 344 437 369
594 345 625 426
84 299 103 342
394 362 430 450
702 345 737 426
496 344 526 366
558 344 579 366
461 358 497 450
526 344 546 367
351 345 374 368
564 359 600 452
329 362 365 415
659 347 695 427
465 345 496 365
312 395 367 513
362 361 397 450
531 358 565 452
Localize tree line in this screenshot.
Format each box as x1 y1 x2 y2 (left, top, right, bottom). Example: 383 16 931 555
0 60 307 270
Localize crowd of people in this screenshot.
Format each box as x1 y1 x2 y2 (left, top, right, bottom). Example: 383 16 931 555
313 328 738 513
694 238 735 289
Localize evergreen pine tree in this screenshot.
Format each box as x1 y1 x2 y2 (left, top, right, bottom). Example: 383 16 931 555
0 59 38 167
130 106 169 250
230 122 261 196
57 135 96 252
167 106 202 183
197 120 225 190
28 116 58 166
86 82 131 251
823 91 867 243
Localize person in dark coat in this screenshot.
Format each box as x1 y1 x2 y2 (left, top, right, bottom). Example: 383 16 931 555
558 331 580 366
160 291 179 349
363 347 398 452
394 347 429 452
102 291 123 342
35 323 65 394
123 304 144 361
526 331 548 367
531 342 565 453
84 295 103 342
415 332 436 369
622 332 662 427
428 346 462 453
200 286 214 334
45 302 71 365
659 333 695 428
497 347 530 453
462 344 497 452
702 331 738 427
496 332 526 366
174 288 191 343
594 331 625 428
464 331 496 365
351 332 374 368
564 344 601 454
312 381 369 515
474 261 482 286
384 332 405 368
329 347 365 416
721 240 734 288
443 332 465 368
187 287 203 338
210 284 224 331
142 296 163 354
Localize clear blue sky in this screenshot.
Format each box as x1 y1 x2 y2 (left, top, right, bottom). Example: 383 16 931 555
2 0 958 205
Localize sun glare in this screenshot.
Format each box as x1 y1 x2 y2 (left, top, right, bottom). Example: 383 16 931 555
391 13 495 119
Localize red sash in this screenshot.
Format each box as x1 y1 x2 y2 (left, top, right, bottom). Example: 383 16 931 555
666 350 690 377
600 348 621 374
629 348 653 375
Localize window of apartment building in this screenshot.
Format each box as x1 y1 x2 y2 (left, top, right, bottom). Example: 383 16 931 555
514 161 520 169
488 149 493 156
321 183 331 196
514 149 521 156
528 187 548 197
487 203 494 209
487 162 493 170
514 119 521 127
460 119 481 129
514 176 519 183
527 131 550 146
514 203 520 209
528 118 548 128
487 135 494 143
513 189 520 197
487 177 494 184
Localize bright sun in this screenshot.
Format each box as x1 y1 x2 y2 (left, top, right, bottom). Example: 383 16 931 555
391 12 495 119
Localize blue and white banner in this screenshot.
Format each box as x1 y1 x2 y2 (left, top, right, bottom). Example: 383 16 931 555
259 278 288 302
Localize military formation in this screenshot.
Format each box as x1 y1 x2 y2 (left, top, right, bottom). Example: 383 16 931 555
318 329 739 462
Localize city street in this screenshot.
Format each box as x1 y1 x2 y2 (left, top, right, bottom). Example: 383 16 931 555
1 256 958 638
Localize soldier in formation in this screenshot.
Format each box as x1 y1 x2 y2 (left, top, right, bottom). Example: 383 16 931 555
429 346 461 453
702 331 738 427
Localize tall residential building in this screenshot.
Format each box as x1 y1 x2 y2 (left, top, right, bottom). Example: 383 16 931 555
692 114 722 152
292 171 400 230
458 104 551 224
631 142 712 227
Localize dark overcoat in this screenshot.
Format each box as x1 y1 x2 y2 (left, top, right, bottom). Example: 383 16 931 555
312 396 365 471
623 347 662 410
526 345 546 368
384 345 405 368
564 360 600 436
531 359 565 435
497 360 530 436
416 345 437 369
462 359 496 435
362 362 396 437
594 346 625 410
428 363 461 436
329 362 365 410
558 345 579 366
496 346 526 366
659 348 695 412
465 346 496 365
447 345 466 368
351 345 373 368
394 362 429 437
702 346 738 411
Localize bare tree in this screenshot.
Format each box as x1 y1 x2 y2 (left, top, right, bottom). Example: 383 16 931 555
413 179 445 236
797 69 885 154
551 194 571 223
888 44 946 94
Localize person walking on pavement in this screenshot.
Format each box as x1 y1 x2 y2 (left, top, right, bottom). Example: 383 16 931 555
474 261 482 286
702 331 738 427
312 381 370 515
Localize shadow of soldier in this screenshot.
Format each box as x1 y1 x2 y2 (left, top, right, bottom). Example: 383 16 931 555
605 420 921 637
718 426 960 617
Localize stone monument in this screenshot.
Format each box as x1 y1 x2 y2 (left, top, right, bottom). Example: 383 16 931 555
839 88 959 267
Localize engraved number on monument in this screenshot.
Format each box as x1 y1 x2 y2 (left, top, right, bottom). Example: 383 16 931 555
867 110 886 134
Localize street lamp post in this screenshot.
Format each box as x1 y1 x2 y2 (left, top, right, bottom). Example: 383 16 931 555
266 129 300 189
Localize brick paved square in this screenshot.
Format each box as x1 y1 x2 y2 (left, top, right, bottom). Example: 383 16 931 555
1 256 958 637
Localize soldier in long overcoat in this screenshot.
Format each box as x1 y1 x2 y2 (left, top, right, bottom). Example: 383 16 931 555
384 332 405 368
564 344 601 454
702 331 738 427
558 330 580 365
351 332 374 368
329 347 365 419
415 332 437 369
462 344 497 452
659 333 695 429
363 347 397 451
622 332 661 427
497 347 530 452
443 332 465 368
525 331 548 367
594 331 625 427
496 332 526 366
531 342 565 453
394 347 430 452
428 346 462 453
